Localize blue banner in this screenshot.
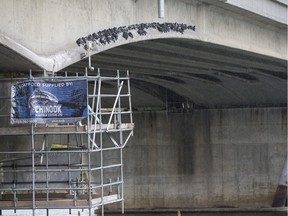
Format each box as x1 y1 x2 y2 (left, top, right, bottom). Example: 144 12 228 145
11 79 87 124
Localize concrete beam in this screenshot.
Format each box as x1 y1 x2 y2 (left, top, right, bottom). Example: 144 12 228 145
0 0 286 72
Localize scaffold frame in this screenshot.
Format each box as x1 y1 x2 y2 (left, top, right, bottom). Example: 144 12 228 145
0 68 134 216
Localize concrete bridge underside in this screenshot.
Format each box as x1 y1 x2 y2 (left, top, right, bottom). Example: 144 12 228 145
0 38 287 110
0 0 287 212
0 0 287 109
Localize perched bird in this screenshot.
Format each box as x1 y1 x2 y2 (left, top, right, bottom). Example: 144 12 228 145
81 37 87 45
99 38 106 45
112 33 118 41
76 38 83 46
122 31 129 40
128 25 136 30
188 25 196 31
92 32 99 40
118 26 127 32
137 29 147 36
76 22 196 47
157 24 164 32
87 34 93 41
128 32 133 38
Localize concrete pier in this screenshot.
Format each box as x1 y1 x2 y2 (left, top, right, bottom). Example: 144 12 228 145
120 107 287 210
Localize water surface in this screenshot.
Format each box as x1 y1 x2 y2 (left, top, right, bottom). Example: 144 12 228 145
1 209 287 216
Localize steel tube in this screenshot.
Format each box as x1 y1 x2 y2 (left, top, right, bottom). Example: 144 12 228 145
158 0 165 18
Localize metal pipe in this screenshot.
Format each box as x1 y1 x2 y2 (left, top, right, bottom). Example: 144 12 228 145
88 94 130 98
106 81 124 131
31 124 35 216
117 70 125 214
68 134 72 195
158 0 164 18
92 180 123 189
127 70 133 130
92 71 102 148
87 69 93 216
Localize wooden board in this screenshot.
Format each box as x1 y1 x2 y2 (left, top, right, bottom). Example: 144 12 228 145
0 123 134 136
0 194 119 208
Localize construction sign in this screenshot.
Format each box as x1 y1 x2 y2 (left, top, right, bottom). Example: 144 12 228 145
11 79 87 124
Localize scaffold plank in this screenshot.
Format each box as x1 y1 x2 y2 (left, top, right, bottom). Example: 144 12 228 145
0 194 119 208
0 123 134 135
0 200 89 208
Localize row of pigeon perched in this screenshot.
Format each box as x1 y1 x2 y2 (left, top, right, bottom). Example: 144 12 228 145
76 22 195 49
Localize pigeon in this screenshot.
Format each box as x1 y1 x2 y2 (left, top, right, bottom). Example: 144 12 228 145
137 29 147 36
128 32 133 38
76 22 196 47
122 31 129 40
76 38 83 46
92 32 99 40
188 25 196 31
99 38 106 45
128 25 136 30
87 34 93 41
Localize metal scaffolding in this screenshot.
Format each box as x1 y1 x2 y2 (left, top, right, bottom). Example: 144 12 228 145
0 69 134 216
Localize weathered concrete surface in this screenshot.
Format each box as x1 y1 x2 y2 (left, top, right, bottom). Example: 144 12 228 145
0 0 286 71
0 79 286 210
118 107 287 210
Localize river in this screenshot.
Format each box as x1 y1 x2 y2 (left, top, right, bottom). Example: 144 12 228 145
1 208 287 216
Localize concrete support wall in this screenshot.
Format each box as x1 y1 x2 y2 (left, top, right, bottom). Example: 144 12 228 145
121 107 287 210
0 88 286 209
